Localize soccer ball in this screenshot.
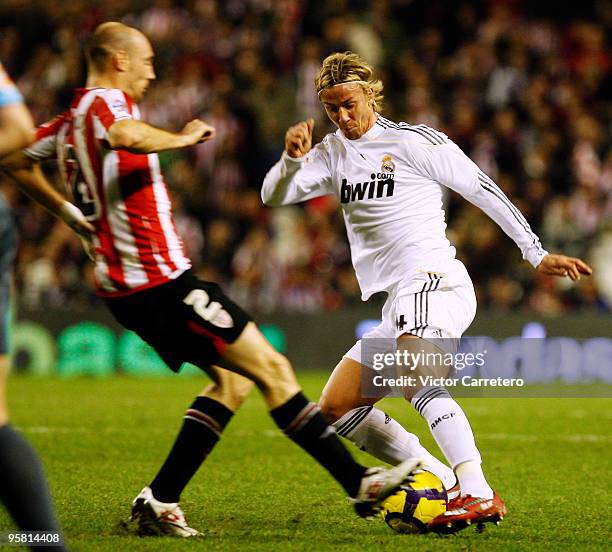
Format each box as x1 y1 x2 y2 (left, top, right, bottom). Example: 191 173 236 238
380 471 447 534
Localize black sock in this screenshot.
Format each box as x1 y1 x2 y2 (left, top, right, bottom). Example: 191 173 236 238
0 424 67 550
150 397 233 503
270 393 367 498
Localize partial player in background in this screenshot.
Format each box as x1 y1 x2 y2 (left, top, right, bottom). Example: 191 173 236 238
2 24 421 538
0 62 93 551
262 51 592 533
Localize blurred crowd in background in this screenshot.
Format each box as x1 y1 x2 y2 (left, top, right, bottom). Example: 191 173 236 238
0 0 610 315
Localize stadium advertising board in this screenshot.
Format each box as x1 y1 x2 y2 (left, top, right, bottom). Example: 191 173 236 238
12 312 612 393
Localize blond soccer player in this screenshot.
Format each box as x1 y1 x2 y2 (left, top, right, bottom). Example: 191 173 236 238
262 51 592 533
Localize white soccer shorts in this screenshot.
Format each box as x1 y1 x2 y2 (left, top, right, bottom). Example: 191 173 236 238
345 258 477 368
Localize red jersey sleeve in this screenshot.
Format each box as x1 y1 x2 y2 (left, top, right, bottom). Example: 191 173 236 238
23 111 69 161
91 89 134 139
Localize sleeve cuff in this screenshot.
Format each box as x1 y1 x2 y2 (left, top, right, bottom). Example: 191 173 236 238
281 150 307 164
0 87 24 107
524 248 548 268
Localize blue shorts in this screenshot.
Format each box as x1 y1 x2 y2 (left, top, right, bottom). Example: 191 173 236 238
0 198 16 354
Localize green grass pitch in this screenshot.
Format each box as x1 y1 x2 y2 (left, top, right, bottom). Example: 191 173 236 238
2 374 611 551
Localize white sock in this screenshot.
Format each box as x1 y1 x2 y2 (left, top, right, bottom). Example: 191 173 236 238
455 461 494 499
332 406 456 490
411 387 493 499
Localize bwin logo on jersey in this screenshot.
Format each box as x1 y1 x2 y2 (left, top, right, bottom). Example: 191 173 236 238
340 173 395 204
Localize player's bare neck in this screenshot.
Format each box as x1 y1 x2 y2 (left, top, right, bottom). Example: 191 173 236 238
86 73 123 93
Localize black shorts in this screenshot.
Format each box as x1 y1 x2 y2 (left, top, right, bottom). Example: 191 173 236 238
104 270 251 372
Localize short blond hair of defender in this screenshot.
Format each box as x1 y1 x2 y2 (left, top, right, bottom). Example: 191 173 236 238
315 51 384 111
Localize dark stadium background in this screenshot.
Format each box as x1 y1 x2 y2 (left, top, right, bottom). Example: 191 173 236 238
0 0 610 372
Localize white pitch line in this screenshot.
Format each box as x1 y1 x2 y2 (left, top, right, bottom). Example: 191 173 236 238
19 426 79 434
478 433 612 443
18 427 611 443
234 430 612 443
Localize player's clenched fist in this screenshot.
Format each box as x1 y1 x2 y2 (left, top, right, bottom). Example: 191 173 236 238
285 118 314 158
180 119 216 146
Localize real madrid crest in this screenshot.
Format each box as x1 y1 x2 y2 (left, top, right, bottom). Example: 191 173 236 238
381 154 395 173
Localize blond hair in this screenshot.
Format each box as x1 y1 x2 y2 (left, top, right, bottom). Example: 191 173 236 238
315 51 384 111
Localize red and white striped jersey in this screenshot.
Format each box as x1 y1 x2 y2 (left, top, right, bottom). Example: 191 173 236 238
25 87 191 296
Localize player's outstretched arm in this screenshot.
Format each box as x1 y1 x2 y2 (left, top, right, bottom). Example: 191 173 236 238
0 161 94 243
107 118 215 153
536 254 592 281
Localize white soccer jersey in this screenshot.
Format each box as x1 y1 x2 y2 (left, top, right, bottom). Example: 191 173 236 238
262 115 547 300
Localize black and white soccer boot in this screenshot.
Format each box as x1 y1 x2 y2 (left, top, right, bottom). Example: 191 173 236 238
351 458 422 518
130 486 201 537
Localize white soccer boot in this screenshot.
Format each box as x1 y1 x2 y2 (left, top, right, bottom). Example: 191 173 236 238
130 486 201 537
351 458 422 518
